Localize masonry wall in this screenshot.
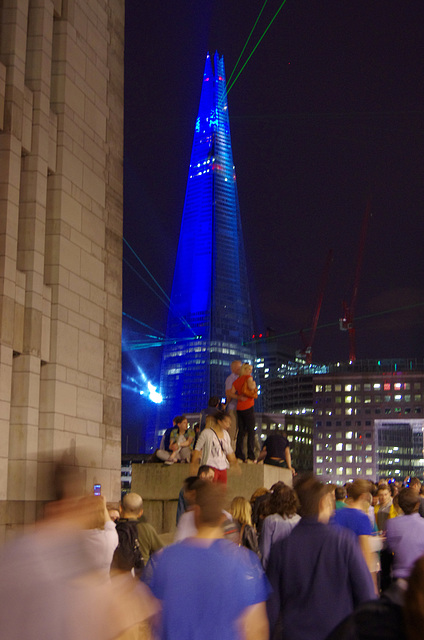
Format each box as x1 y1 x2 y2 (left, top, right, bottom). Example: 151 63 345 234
0 0 124 541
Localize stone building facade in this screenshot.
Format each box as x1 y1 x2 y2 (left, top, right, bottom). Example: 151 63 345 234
0 0 124 540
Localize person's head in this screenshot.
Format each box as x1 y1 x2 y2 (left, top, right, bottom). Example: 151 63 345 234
120 492 143 519
295 475 334 522
269 485 299 518
214 410 231 431
193 422 200 434
377 483 392 506
108 507 120 522
230 496 252 526
250 487 269 504
398 488 420 515
335 486 347 501
175 415 188 433
193 481 225 530
231 360 242 375
409 477 422 494
183 476 200 505
347 479 372 503
172 415 180 426
198 465 215 482
208 396 220 408
240 362 253 376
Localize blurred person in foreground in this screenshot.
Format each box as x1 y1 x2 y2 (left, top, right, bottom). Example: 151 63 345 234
143 481 270 640
326 553 424 640
267 475 376 640
0 462 158 640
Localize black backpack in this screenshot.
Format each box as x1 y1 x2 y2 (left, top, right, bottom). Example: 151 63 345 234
112 519 144 577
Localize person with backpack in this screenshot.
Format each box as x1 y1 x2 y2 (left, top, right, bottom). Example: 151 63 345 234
111 492 144 578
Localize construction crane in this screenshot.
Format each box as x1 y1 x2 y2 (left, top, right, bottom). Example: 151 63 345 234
299 249 333 364
339 199 371 362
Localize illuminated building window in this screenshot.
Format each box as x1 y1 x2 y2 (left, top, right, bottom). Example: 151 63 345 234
405 395 411 402
315 385 323 392
414 383 421 390
316 469 323 476
404 383 411 390
384 383 391 391
336 432 342 439
414 394 422 402
335 396 342 403
336 456 343 463
335 408 342 415
346 455 353 463
373 383 381 390
384 395 391 402
364 384 371 391
336 443 343 451
316 456 323 463
354 384 361 391
365 456 372 463
346 468 352 475
394 394 402 401
365 445 372 451
394 383 402 390
336 468 343 475
356 456 362 463
345 396 352 404
356 468 362 475
345 408 353 415
364 396 371 403
346 444 352 451
385 408 391 414
325 385 332 392
366 469 373 476
375 396 381 403
345 384 352 392
335 385 342 392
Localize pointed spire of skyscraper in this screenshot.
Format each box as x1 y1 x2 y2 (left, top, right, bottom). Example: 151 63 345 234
158 52 254 429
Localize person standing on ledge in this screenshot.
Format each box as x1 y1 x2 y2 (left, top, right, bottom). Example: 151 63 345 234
225 359 241 445
231 362 257 463
257 429 295 476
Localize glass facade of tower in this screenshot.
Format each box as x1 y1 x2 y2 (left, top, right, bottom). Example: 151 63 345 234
158 52 254 430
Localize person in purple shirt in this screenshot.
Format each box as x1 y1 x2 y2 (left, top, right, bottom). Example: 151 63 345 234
267 475 376 640
386 487 424 580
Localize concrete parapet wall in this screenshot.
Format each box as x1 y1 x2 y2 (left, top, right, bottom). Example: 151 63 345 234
132 463 292 534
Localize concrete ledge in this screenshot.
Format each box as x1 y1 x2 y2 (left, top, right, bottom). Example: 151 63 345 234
132 462 292 534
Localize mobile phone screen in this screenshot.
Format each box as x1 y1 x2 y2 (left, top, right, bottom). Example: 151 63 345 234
93 484 101 496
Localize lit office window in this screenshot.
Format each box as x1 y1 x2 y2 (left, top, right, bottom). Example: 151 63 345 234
336 467 343 475
345 396 352 403
316 385 323 392
346 431 353 439
345 408 353 415
336 443 343 451
384 383 391 391
373 383 381 390
345 384 352 392
325 385 332 392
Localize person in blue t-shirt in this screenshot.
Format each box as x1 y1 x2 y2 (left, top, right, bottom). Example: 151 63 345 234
143 481 270 640
332 479 378 592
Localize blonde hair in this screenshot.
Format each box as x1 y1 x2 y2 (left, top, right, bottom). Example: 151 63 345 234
230 496 252 526
240 362 252 376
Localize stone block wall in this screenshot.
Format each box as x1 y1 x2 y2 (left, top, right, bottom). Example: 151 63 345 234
132 463 293 534
0 0 124 542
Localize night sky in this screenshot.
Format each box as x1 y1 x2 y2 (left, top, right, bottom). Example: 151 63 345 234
123 0 424 430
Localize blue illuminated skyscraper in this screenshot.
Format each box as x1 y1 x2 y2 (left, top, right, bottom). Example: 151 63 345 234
159 52 254 428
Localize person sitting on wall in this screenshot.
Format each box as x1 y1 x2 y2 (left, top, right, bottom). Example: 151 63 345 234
256 428 295 476
157 416 194 465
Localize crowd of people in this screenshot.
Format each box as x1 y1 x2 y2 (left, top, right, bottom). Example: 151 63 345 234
2 458 424 639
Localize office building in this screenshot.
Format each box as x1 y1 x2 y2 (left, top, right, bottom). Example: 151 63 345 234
313 359 424 483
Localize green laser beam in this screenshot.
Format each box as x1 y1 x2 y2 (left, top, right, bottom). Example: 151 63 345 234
226 0 289 96
226 0 269 89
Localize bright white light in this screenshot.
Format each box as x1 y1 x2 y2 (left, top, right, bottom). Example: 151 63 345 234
147 381 163 404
